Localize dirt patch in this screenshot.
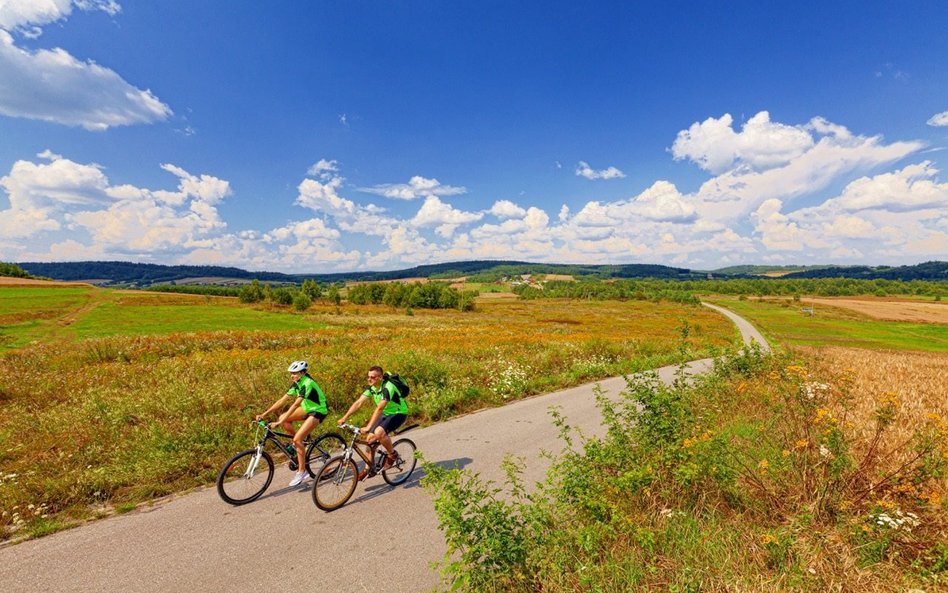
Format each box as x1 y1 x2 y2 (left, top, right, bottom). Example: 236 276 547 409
475 291 517 299
802 297 948 324
0 277 91 287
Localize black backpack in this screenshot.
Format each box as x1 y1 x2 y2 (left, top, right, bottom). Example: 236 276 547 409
383 372 410 400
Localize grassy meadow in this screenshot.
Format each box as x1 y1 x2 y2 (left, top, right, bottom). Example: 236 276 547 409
704 295 947 352
0 284 736 540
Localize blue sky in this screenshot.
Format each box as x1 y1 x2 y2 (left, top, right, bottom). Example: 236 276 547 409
1 1 946 272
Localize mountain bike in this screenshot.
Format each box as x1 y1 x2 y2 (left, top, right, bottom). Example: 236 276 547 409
217 420 346 505
311 422 418 511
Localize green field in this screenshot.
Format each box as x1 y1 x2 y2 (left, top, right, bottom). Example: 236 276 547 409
0 287 324 347
705 296 948 352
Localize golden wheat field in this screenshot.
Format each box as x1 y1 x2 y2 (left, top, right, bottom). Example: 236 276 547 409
793 345 948 504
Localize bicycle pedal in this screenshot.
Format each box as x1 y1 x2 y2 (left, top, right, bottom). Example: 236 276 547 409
288 462 299 471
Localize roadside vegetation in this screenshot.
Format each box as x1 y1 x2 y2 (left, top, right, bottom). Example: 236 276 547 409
423 345 948 592
0 287 734 541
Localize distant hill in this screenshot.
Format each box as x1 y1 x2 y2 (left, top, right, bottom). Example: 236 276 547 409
710 264 837 277
15 259 946 286
17 261 293 285
780 261 947 281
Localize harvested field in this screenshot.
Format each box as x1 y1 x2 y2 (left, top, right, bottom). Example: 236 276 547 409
346 276 429 285
802 297 948 324
543 274 575 281
0 277 90 287
475 291 517 299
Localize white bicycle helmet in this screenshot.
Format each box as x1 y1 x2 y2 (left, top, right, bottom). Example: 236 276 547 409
287 360 308 373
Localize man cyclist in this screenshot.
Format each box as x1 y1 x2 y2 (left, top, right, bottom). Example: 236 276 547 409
336 365 408 479
255 360 329 487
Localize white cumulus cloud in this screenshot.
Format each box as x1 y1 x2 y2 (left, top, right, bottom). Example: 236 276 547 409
671 111 815 174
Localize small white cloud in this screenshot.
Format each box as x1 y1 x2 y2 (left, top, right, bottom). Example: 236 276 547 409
360 175 466 201
575 161 626 180
307 159 339 178
927 111 948 127
558 205 570 222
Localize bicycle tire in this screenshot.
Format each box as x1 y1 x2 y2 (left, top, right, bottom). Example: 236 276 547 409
216 449 274 505
312 455 358 511
305 432 346 477
382 438 417 486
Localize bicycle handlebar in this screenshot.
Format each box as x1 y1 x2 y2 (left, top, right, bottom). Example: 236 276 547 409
339 423 362 434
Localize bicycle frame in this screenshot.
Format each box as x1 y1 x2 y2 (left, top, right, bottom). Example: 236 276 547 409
338 429 385 477
335 423 419 478
250 422 299 466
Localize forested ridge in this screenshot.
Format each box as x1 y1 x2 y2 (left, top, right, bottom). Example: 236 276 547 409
11 259 947 285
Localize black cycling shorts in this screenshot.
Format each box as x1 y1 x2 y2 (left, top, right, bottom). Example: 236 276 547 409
306 410 328 421
374 413 406 435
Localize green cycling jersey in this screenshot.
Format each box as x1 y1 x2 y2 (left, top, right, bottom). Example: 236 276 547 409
362 380 408 416
287 373 328 415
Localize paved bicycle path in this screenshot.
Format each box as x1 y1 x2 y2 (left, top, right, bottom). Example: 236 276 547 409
0 304 768 593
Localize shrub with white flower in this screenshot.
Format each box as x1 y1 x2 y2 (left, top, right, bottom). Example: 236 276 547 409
801 381 830 401
490 360 529 400
870 509 921 531
571 354 613 377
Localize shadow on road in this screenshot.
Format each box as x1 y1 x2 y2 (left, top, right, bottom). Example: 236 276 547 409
345 457 474 507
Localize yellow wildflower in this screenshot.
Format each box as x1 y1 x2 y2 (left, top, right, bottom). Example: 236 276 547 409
794 439 809 450
782 449 791 457
758 459 770 470
760 534 776 545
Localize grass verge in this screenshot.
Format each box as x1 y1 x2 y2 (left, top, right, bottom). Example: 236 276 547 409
422 346 948 592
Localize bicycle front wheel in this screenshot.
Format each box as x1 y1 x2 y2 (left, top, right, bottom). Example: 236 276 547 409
382 438 417 486
312 455 358 511
217 449 274 505
305 432 346 477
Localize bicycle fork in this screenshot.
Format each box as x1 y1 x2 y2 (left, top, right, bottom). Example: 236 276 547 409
245 445 264 478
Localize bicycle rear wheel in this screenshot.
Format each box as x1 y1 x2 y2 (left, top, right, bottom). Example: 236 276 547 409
382 438 417 486
312 455 358 511
217 449 274 505
305 432 346 477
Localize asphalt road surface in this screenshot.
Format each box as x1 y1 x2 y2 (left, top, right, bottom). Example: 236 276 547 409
1 303 768 593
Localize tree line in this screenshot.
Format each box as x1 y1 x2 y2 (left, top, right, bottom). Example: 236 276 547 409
513 277 946 301
347 281 477 311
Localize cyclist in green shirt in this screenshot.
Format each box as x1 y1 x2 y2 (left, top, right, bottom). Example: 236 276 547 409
256 360 329 487
336 365 408 479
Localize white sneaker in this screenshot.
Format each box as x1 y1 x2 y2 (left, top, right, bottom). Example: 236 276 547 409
288 471 308 487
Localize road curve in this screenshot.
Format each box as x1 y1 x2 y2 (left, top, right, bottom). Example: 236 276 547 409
1 304 768 593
